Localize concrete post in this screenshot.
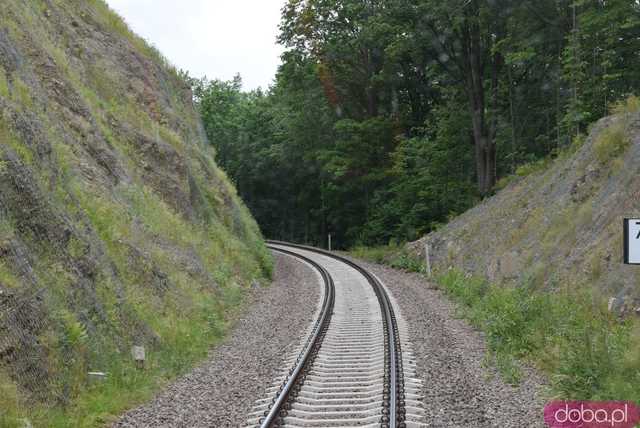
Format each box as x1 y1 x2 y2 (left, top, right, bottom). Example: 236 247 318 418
425 243 432 278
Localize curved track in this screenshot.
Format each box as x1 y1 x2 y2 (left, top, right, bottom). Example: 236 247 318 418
246 242 425 428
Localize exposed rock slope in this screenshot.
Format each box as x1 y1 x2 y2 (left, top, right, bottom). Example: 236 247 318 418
411 111 640 306
0 0 270 419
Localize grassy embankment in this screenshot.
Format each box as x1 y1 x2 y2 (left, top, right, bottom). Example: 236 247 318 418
0 1 272 426
351 244 640 402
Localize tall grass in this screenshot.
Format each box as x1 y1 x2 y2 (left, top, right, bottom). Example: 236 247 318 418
594 120 631 164
437 269 639 399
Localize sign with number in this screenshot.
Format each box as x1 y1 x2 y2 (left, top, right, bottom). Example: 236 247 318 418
624 218 640 265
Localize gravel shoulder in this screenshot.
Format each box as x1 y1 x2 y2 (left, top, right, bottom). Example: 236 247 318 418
114 252 320 428
354 258 549 428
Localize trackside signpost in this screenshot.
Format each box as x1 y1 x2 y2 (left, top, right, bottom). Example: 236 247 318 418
623 218 640 265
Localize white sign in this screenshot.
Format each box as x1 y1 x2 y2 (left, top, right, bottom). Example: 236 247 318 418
131 345 145 362
624 218 640 264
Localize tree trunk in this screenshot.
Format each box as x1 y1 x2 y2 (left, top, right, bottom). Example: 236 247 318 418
462 6 499 195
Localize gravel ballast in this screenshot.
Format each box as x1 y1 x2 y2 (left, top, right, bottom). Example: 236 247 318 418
355 259 548 428
114 252 320 428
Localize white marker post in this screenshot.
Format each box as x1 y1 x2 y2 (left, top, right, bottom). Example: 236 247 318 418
328 233 332 251
624 218 640 265
132 345 146 370
424 243 432 278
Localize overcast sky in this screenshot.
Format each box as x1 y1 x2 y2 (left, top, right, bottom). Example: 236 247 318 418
105 0 286 90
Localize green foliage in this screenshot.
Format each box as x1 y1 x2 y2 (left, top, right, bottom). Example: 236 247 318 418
87 0 178 74
562 0 640 136
494 131 587 191
437 269 639 399
12 174 268 425
59 310 89 349
363 92 477 243
200 0 640 248
0 69 9 98
388 251 424 273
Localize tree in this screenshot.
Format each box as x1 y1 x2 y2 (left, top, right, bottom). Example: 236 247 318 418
405 0 513 194
192 0 640 248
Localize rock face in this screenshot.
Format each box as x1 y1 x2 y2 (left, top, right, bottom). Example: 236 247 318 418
0 0 270 409
410 113 640 304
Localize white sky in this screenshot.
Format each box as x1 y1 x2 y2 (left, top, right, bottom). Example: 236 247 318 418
105 0 286 90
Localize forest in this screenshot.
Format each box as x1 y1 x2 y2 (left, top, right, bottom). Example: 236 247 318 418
191 0 640 249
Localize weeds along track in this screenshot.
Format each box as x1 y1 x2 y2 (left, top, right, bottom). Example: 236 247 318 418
246 242 425 428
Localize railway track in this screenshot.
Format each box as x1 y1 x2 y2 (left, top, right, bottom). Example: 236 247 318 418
246 242 425 428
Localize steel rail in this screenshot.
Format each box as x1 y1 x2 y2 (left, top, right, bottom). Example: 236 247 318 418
266 240 406 428
259 245 335 428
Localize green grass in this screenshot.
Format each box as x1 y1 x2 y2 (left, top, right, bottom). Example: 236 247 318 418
11 77 33 110
0 69 9 98
350 246 640 401
515 158 551 177
0 259 21 289
0 117 34 165
86 0 181 80
0 373 23 428
25 299 228 427
0 179 267 427
351 244 424 272
593 94 639 165
350 244 399 264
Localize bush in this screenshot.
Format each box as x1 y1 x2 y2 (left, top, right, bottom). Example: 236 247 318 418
594 120 629 164
389 251 424 272
515 158 550 177
610 95 640 116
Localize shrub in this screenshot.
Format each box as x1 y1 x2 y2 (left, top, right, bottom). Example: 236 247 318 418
593 120 629 164
515 158 550 177
389 251 423 272
610 95 640 116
